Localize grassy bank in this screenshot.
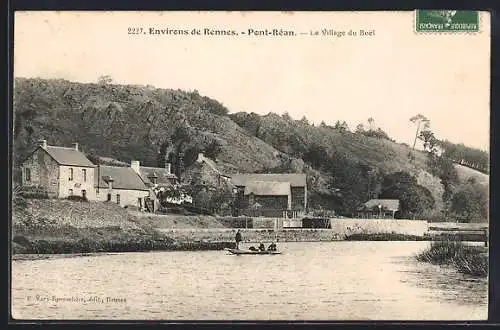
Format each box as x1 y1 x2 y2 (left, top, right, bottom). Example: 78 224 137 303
12 197 233 254
416 241 488 277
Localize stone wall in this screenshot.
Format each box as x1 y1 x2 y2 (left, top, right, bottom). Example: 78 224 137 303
156 219 429 242
330 219 429 237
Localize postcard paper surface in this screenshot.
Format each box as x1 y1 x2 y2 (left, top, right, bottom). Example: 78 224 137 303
11 11 490 321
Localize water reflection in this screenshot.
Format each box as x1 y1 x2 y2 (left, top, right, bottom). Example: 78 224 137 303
394 254 487 306
11 241 488 320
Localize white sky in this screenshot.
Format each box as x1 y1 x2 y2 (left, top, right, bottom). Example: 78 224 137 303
14 11 491 151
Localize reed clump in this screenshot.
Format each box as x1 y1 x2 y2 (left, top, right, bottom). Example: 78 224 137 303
416 240 487 277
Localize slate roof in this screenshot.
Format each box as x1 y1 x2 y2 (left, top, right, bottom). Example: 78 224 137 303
363 199 400 211
43 146 95 167
231 173 306 187
95 165 149 191
243 181 291 196
139 167 177 187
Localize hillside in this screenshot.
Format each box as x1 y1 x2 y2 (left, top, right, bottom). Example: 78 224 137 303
13 77 282 174
13 77 488 218
455 164 489 186
229 112 446 214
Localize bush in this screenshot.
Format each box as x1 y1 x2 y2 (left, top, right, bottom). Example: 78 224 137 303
416 240 487 277
12 234 31 246
453 252 488 277
18 186 49 199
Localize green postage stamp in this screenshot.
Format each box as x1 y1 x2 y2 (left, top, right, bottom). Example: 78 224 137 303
416 10 480 32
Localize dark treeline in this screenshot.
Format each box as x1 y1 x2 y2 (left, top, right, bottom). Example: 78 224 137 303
438 140 489 173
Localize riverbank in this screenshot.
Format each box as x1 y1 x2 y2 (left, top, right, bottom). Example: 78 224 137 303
12 197 234 254
416 241 488 277
12 197 487 255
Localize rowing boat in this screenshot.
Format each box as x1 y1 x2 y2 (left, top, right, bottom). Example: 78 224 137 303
225 248 281 255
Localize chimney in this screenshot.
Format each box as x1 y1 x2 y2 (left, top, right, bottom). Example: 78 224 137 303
72 142 79 151
148 171 158 185
38 139 47 149
131 160 140 174
165 162 171 174
107 176 114 190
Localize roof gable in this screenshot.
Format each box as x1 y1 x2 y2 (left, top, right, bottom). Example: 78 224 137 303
43 146 95 167
139 167 177 187
232 173 306 187
244 181 291 196
364 199 400 211
95 166 148 191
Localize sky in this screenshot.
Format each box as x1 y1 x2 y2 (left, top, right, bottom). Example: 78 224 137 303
14 11 491 151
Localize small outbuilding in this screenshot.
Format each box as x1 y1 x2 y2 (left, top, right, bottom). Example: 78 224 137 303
358 199 400 219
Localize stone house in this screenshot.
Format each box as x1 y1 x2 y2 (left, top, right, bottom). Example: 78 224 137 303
94 165 150 209
183 153 232 190
231 173 308 213
20 140 96 199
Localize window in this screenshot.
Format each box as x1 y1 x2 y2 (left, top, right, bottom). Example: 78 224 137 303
82 169 87 182
25 168 31 182
116 194 121 205
69 189 73 196
82 190 87 198
107 193 111 202
69 168 74 181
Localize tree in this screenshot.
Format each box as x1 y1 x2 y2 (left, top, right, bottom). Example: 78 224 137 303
156 139 171 168
426 153 459 202
322 151 373 214
450 180 488 222
282 112 292 121
355 123 365 134
409 114 430 149
209 187 234 214
204 140 222 160
367 117 375 130
302 145 329 169
97 75 113 85
380 171 435 218
334 120 349 132
418 129 438 153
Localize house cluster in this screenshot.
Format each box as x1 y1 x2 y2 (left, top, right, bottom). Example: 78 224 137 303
20 140 178 212
20 140 309 216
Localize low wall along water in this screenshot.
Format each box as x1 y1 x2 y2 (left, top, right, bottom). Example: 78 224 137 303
156 218 429 243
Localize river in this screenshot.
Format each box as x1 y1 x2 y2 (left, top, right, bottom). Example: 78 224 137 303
11 241 487 320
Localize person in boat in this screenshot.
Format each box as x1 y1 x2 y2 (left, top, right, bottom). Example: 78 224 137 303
258 243 265 251
267 242 277 251
235 229 242 250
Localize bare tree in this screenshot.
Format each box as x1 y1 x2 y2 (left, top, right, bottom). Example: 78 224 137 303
409 114 430 149
367 117 375 130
